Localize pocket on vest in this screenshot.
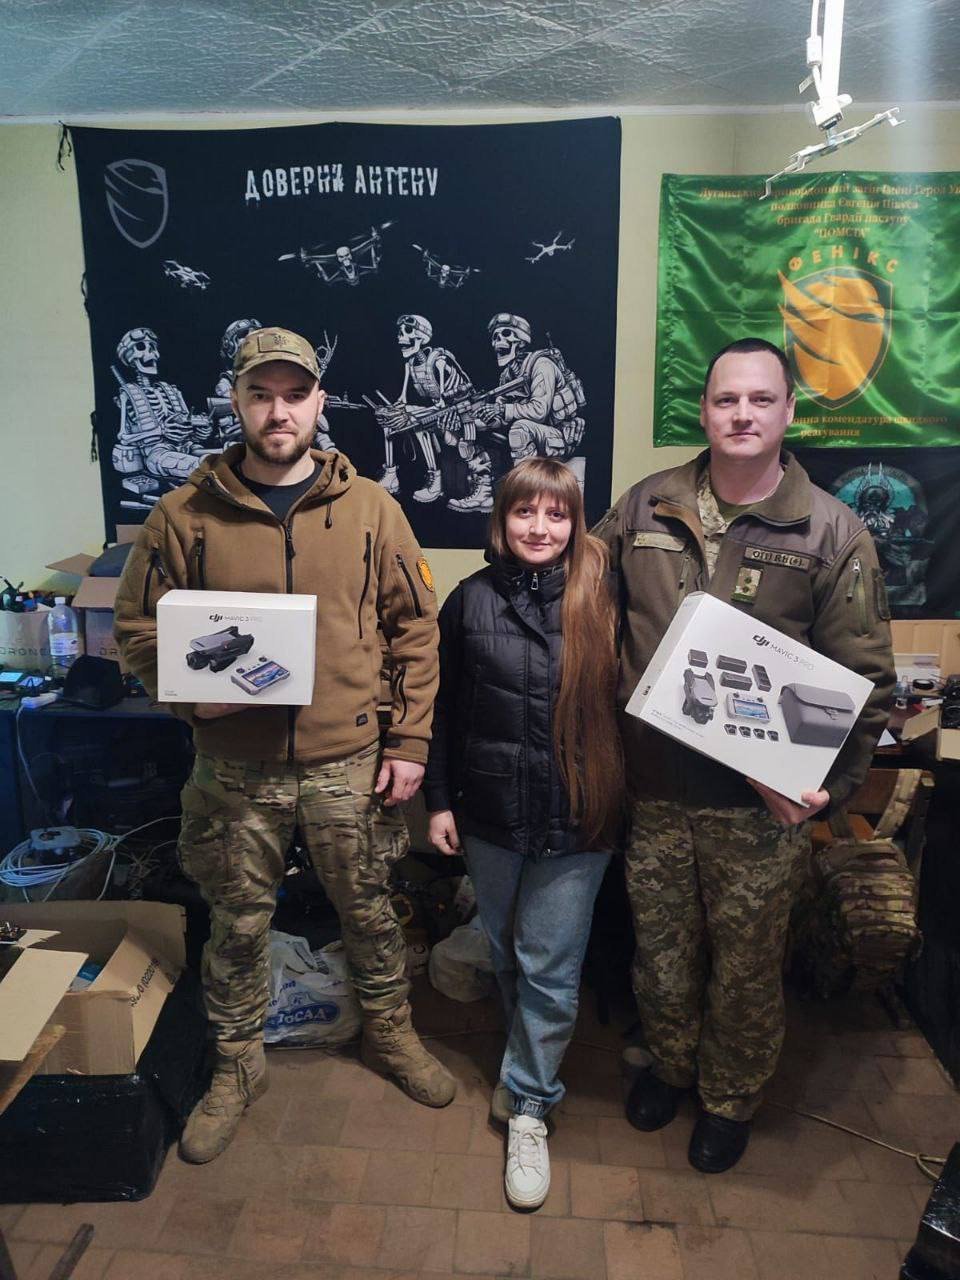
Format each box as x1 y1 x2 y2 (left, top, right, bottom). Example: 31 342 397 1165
462 741 521 826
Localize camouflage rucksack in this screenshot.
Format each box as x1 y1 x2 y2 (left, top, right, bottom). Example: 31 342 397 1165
790 769 922 998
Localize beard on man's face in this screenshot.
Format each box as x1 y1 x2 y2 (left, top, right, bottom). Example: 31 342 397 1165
239 413 314 467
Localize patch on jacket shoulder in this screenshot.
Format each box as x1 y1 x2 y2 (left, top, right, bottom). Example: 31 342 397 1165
416 557 435 592
741 545 812 571
732 566 763 603
632 530 687 551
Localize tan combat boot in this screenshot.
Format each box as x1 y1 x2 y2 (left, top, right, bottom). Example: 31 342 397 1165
179 1038 267 1163
360 1004 457 1107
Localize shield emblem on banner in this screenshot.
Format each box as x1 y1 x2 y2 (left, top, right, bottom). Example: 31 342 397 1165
104 158 169 249
778 267 893 410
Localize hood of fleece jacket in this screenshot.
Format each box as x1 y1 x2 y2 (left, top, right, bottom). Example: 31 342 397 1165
186 444 356 509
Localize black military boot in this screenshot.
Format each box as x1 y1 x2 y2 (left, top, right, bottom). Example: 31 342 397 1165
625 1069 687 1132
688 1112 752 1173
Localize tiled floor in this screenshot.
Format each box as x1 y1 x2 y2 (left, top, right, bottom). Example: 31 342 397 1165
4 978 958 1279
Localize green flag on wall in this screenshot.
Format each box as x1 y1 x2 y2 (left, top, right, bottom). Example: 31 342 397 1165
654 172 960 447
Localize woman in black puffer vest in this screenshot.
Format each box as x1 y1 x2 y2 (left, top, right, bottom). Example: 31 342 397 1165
425 458 624 1210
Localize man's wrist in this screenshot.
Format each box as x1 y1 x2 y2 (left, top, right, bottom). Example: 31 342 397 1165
381 739 428 766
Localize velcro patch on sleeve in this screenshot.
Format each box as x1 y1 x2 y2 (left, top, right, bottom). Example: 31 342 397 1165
632 530 687 552
741 546 812 571
416 557 435 593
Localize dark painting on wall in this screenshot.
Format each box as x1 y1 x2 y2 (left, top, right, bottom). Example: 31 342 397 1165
70 118 621 547
793 447 960 618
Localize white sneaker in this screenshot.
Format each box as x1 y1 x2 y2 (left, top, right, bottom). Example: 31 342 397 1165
505 1115 550 1210
490 1082 512 1124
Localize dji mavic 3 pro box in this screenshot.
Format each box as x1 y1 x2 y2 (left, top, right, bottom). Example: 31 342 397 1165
625 593 874 804
157 590 316 705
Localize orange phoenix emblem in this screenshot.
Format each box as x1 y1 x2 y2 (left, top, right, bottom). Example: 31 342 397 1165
778 267 893 410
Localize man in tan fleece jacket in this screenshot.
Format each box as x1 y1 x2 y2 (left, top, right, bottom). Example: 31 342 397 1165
115 327 455 1163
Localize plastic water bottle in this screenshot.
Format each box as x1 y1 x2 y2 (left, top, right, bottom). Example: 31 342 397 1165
47 597 81 677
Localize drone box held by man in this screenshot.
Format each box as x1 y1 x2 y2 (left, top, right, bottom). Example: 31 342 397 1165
157 589 316 705
625 593 874 804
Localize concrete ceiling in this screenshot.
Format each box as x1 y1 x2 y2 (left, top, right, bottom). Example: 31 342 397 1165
1 0 958 118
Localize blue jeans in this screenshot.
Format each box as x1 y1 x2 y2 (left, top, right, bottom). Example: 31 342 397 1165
464 836 611 1119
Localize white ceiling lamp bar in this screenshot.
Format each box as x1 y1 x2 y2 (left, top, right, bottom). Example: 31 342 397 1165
762 0 902 198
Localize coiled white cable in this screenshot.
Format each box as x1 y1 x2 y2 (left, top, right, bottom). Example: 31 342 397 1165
0 816 178 902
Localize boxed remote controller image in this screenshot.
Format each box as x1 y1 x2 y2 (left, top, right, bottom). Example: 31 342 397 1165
157 590 316 705
625 593 874 803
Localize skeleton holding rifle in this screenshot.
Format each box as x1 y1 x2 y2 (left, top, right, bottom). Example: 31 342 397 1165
375 315 475 507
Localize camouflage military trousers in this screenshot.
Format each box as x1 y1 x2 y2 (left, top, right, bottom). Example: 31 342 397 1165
178 742 410 1044
626 799 810 1120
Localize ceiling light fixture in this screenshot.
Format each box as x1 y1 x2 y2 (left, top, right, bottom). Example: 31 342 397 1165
762 0 903 198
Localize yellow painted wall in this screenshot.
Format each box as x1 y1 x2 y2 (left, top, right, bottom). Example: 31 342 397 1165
2 106 958 602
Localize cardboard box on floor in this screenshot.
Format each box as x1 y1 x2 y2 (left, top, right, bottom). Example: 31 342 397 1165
0 609 51 673
46 525 141 669
900 703 960 763
0 901 185 1076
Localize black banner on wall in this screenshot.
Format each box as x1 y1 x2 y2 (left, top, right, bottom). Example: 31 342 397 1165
71 118 621 546
793 447 960 618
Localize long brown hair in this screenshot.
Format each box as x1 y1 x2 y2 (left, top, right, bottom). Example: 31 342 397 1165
489 459 625 846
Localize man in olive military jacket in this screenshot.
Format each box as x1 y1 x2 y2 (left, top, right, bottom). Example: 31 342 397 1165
596 338 894 1173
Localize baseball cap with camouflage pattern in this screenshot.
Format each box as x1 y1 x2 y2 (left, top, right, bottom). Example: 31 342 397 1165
233 327 321 382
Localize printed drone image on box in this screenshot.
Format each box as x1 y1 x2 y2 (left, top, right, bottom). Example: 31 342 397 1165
625 593 874 804
157 590 317 705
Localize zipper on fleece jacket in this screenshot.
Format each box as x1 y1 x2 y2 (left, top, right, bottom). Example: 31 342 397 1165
677 548 692 604
283 519 297 759
191 532 206 590
141 548 168 616
394 663 408 724
358 532 372 639
395 554 423 618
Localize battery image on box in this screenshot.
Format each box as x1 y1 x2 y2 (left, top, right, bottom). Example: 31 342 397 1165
720 671 753 691
185 626 255 672
716 655 748 673
231 658 291 696
681 668 717 725
753 664 772 692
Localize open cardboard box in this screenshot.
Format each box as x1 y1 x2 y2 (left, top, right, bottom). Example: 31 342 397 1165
891 619 960 682
0 901 185 1076
900 704 960 763
46 525 140 668
891 620 960 763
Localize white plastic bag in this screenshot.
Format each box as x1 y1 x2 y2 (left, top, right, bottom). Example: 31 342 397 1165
264 931 362 1046
427 916 497 1002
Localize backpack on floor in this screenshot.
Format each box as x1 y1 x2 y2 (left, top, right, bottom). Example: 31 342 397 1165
789 769 922 998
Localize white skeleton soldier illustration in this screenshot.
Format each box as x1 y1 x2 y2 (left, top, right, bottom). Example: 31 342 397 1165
111 327 215 507
208 318 262 446
475 314 586 467
309 331 367 450
373 315 483 508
